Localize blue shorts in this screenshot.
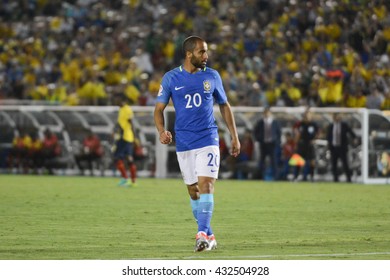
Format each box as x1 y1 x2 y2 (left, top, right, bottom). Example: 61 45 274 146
114 139 134 160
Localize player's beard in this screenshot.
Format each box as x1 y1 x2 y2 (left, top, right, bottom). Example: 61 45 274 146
191 56 206 69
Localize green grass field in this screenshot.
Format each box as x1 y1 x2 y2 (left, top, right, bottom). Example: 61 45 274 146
0 175 389 260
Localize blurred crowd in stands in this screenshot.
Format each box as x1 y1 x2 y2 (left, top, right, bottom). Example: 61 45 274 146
1 0 390 109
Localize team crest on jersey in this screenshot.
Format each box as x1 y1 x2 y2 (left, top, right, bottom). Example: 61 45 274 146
158 85 163 96
203 80 211 92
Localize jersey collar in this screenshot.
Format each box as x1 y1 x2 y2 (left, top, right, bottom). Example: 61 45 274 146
179 65 207 72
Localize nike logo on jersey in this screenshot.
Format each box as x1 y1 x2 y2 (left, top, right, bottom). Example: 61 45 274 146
175 86 185 90
211 170 218 172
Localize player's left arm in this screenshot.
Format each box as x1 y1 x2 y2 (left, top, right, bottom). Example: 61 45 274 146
219 102 240 157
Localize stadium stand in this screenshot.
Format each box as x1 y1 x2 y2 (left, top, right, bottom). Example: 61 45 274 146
1 0 390 109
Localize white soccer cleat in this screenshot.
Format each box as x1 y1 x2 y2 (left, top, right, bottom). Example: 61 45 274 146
194 231 209 252
206 234 217 251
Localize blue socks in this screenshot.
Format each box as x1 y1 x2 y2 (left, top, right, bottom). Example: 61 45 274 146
196 194 214 236
190 194 215 236
190 198 199 223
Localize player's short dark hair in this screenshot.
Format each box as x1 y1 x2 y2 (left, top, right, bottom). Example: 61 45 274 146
182 35 204 57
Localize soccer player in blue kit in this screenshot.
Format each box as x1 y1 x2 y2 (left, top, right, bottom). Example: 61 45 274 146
154 36 241 252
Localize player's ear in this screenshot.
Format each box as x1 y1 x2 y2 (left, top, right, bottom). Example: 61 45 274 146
186 51 192 58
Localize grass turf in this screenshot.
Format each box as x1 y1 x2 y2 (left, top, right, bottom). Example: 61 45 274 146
0 175 389 260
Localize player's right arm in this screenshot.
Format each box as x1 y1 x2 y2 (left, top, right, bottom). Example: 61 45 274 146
154 72 174 145
154 102 172 145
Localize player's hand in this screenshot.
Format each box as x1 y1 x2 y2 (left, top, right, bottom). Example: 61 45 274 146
230 138 241 157
159 130 172 145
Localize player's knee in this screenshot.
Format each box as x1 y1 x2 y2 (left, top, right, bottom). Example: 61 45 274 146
200 180 214 194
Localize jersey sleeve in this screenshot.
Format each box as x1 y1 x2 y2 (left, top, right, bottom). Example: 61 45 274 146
156 72 172 104
212 70 228 105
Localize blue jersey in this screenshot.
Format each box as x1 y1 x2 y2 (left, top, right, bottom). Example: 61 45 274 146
157 66 228 152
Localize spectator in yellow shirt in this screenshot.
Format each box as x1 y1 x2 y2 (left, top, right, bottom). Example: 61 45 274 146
29 80 49 100
77 75 108 105
124 81 141 105
346 89 367 108
324 72 344 106
280 76 301 106
105 63 122 86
